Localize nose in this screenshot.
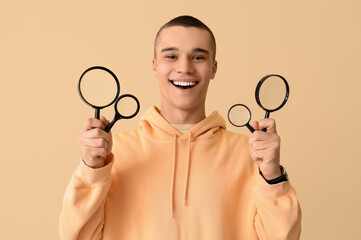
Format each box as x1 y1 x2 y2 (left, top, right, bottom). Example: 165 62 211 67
176 56 194 74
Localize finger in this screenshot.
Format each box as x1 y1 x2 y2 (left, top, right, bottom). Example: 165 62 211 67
250 140 277 150
258 118 277 133
81 128 112 143
81 146 108 160
251 148 278 163
249 131 280 146
81 118 106 132
252 121 259 131
249 131 269 144
249 145 262 162
79 137 108 149
100 115 111 126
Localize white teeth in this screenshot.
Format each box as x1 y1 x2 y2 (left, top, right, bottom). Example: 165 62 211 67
173 81 196 86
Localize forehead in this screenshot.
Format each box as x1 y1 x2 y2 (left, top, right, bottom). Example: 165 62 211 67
155 26 213 53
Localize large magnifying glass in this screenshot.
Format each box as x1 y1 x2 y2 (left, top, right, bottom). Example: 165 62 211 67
78 66 140 132
255 74 289 119
228 104 255 133
78 66 120 119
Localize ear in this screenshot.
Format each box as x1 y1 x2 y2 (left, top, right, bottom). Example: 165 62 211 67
210 60 218 80
152 58 158 78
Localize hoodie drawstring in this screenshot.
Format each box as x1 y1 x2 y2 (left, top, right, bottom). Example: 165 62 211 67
170 132 192 218
183 132 192 206
170 134 177 218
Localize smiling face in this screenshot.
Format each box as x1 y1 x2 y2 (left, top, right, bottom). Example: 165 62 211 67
152 26 217 116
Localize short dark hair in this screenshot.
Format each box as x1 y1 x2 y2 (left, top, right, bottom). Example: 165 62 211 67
154 15 216 60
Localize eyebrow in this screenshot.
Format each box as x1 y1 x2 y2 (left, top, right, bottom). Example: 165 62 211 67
161 47 178 52
193 48 209 55
161 47 209 55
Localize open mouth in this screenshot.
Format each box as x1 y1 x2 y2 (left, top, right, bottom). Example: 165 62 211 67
170 80 199 89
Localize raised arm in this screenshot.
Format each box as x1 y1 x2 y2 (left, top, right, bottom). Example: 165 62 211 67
249 118 302 239
59 116 114 240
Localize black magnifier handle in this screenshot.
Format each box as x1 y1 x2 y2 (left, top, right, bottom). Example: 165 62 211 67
95 109 100 119
104 113 121 133
246 123 255 133
264 111 270 119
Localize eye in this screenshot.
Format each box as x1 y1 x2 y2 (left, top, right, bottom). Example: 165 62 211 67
193 55 205 61
165 55 176 59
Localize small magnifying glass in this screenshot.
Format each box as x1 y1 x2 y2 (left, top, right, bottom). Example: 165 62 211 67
78 66 120 119
228 104 255 133
78 66 140 132
103 94 140 132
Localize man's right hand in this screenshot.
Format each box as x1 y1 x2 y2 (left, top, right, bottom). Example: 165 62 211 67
76 116 113 168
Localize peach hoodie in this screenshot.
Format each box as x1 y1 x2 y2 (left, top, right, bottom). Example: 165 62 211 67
59 106 301 240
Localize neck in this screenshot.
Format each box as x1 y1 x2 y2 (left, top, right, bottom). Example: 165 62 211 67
160 103 206 124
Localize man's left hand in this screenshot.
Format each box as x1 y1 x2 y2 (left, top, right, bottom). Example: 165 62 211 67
249 118 282 180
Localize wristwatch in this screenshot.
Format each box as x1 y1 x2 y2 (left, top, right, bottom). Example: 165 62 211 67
263 165 288 185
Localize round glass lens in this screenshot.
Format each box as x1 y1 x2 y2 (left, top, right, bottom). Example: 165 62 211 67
228 104 251 127
258 76 287 111
116 95 139 118
79 69 120 107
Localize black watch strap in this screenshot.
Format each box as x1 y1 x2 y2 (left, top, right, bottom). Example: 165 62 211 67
263 165 288 185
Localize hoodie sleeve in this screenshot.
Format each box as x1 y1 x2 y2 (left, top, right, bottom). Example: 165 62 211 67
253 172 302 240
59 155 114 240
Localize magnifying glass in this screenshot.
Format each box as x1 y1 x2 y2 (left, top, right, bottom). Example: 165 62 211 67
228 104 255 133
78 66 140 132
103 94 140 132
255 74 290 119
78 66 120 119
255 74 289 131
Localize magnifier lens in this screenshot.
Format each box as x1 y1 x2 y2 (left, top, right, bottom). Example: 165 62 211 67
79 69 120 107
228 105 251 127
258 76 287 111
116 95 139 118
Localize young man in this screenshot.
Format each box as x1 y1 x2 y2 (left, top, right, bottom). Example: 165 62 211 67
60 16 301 239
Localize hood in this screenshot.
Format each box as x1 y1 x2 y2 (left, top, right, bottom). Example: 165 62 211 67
138 106 226 218
139 105 226 142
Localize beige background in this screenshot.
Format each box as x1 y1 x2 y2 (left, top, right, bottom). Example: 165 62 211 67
1 0 360 239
